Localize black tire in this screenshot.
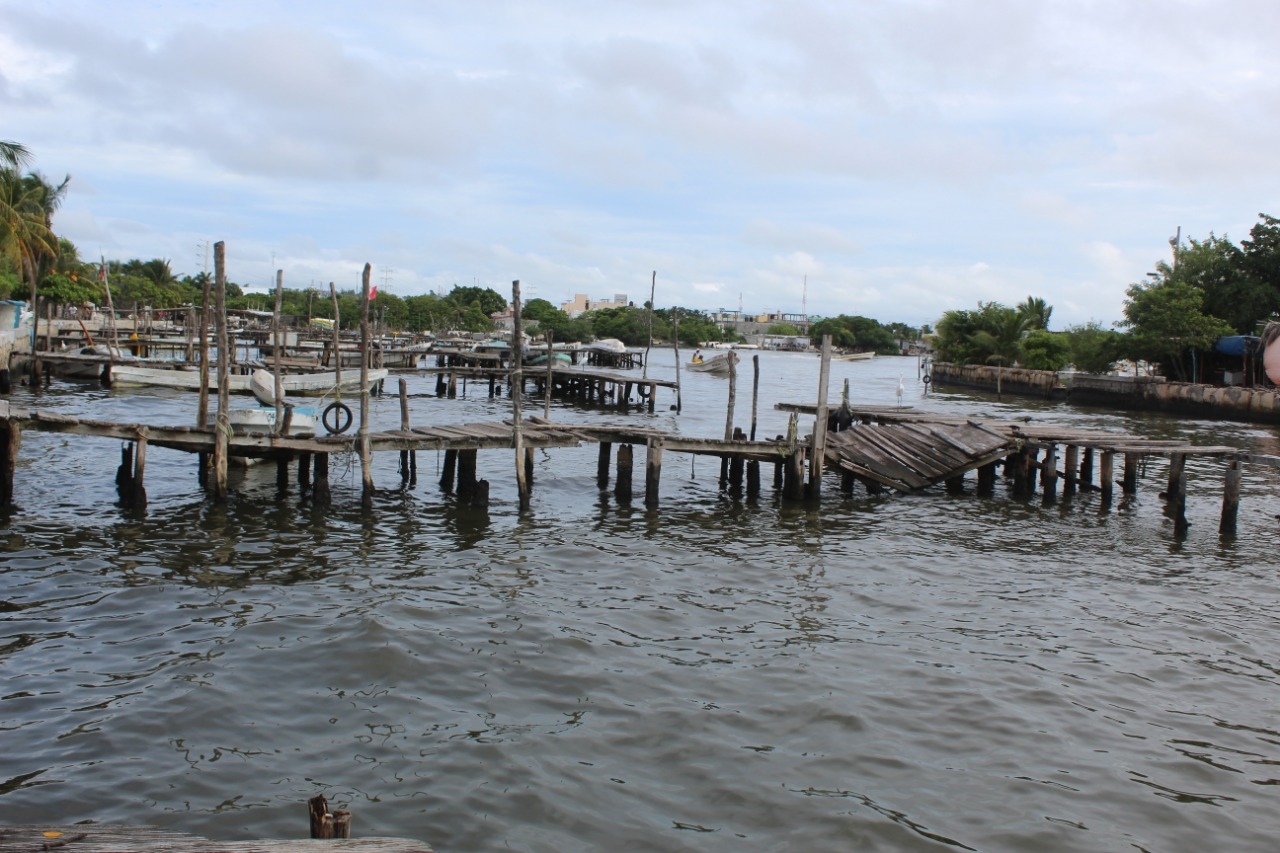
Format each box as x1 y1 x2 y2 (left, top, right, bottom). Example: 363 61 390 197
322 401 353 435
922 374 932 385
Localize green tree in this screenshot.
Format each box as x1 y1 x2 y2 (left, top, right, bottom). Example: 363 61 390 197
1064 321 1123 374
1118 275 1233 381
809 315 897 351
1 168 70 311
446 284 507 317
1020 329 1070 371
767 322 801 336
1017 296 1053 331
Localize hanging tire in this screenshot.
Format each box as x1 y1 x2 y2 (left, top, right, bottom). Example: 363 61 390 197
322 401 353 435
922 374 932 385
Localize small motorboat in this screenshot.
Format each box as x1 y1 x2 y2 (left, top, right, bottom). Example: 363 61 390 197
687 352 736 376
227 405 319 437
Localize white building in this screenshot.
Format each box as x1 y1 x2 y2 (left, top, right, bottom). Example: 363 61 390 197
560 293 630 318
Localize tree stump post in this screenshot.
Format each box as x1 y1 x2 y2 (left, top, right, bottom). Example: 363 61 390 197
645 439 663 508
615 444 633 503
1220 455 1242 537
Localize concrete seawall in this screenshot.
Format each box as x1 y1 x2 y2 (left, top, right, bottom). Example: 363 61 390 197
930 361 1280 424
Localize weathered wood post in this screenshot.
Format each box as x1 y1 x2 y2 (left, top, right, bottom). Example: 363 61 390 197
196 261 212 440
1041 442 1059 504
1099 450 1115 505
212 241 230 501
615 444 633 502
457 450 477 501
440 449 458 492
398 377 413 481
750 355 760 440
272 270 285 434
313 453 330 503
543 331 555 419
1166 453 1187 535
672 313 682 413
808 335 832 499
720 351 739 486
359 264 374 509
129 428 148 511
276 454 290 495
596 443 612 489
511 280 530 510
308 794 351 840
298 451 312 493
1079 447 1094 491
645 438 663 508
116 441 134 498
1219 454 1242 536
1063 445 1079 495
0 420 20 509
977 460 997 496
1122 452 1140 494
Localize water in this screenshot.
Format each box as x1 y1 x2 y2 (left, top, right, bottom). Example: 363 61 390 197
3 352 1280 852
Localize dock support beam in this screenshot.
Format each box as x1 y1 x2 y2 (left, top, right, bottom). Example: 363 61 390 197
977 460 997 497
615 444 633 503
313 453 330 503
1040 442 1058 504
1123 452 1140 495
1220 455 1242 537
597 442 612 489
1063 445 1079 495
1099 450 1114 505
1 420 19 510
457 449 478 502
645 439 663 508
440 449 457 492
1166 453 1188 536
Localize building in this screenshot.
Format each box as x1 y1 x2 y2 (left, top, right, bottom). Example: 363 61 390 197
560 293 630 318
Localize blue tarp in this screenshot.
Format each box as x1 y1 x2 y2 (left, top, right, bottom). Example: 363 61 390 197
1215 335 1259 356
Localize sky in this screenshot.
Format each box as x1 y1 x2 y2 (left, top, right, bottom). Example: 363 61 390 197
3 0 1279 329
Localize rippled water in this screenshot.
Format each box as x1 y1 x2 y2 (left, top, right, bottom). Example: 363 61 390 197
3 352 1280 852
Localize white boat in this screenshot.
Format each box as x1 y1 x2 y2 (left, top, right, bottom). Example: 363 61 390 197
227 405 319 436
56 344 137 378
109 364 388 396
253 367 389 399
835 351 876 361
110 363 253 392
585 338 627 354
687 352 736 375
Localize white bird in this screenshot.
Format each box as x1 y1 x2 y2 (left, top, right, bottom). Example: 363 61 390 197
897 375 905 408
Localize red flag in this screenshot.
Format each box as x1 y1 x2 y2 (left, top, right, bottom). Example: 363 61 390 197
369 285 378 300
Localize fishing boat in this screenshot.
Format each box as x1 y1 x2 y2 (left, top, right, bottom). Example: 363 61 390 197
687 352 736 376
835 350 876 361
109 364 388 396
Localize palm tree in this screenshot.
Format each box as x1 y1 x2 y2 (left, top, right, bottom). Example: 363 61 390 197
0 140 31 170
1017 296 1052 331
0 170 69 309
970 306 1030 398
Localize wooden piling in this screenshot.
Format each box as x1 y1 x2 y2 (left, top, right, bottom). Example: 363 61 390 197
1122 452 1140 494
359 263 374 509
977 460 997 496
615 444 633 502
272 270 285 434
596 442 611 489
1099 450 1115 503
440 449 458 492
196 265 212 430
645 439 663 507
1041 442 1058 503
457 449 477 500
750 355 760 440
1080 447 1094 491
511 280 530 510
1167 453 1188 535
1063 444 1079 495
117 442 134 498
313 453 330 503
1220 455 1241 536
213 241 230 501
808 335 832 499
298 452 312 492
398 377 413 480
0 420 17 509
472 479 490 509
308 794 351 840
276 455 290 495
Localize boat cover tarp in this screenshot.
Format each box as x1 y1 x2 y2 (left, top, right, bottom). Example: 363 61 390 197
1215 335 1259 356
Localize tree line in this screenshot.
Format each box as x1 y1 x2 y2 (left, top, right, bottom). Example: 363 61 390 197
934 214 1280 378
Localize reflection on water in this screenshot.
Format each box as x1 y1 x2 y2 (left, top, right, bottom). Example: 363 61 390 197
2 354 1280 851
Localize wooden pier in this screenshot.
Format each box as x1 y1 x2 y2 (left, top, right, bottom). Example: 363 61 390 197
419 364 677 412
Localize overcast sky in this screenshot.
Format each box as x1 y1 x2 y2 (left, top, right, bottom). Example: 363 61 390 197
3 0 1278 328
